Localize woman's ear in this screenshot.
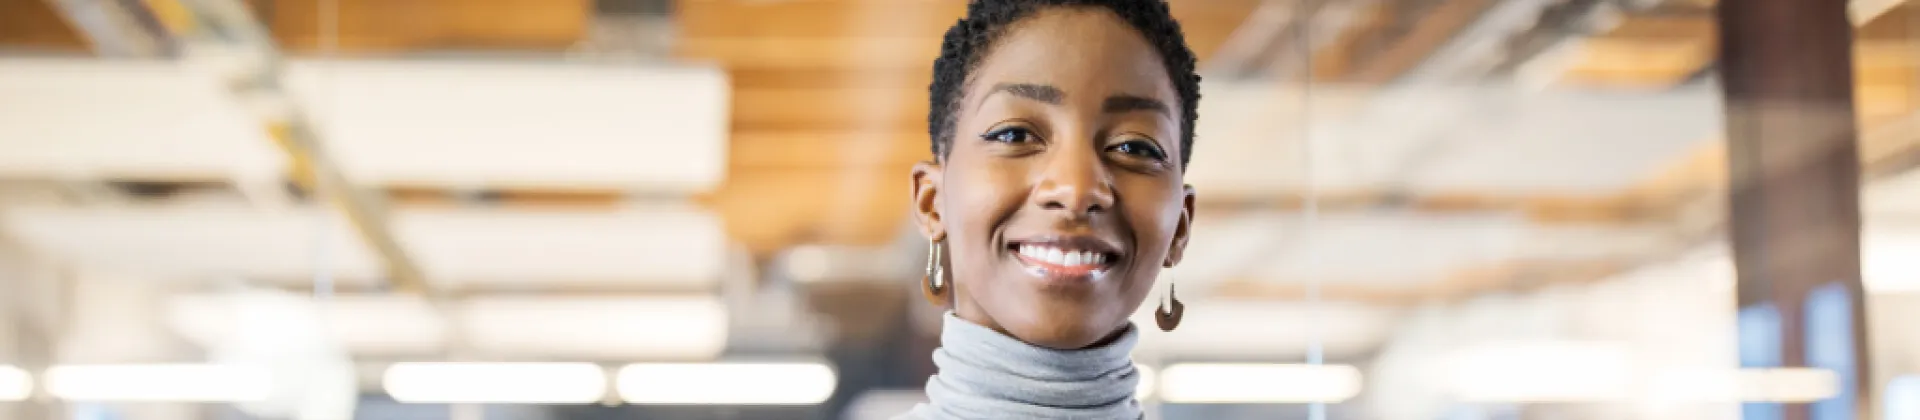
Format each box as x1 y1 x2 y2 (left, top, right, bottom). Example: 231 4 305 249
1165 184 1196 267
911 161 947 241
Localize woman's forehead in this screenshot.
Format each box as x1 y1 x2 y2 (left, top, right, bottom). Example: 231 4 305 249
965 8 1177 109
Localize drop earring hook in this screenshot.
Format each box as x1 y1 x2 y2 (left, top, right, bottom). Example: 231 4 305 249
1154 282 1184 332
922 239 949 307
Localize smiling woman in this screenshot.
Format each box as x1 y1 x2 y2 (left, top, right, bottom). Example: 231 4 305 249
900 0 1202 419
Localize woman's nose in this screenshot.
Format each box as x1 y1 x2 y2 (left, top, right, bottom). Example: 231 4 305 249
1030 143 1114 218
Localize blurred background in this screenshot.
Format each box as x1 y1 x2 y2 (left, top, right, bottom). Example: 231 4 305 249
0 0 1916 419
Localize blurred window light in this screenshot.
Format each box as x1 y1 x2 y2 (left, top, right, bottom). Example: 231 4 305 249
382 362 606 404
45 364 270 402
1647 367 1841 403
1157 363 1363 403
1135 365 1155 400
616 362 836 405
1740 368 1842 403
1864 237 1920 294
0 365 29 401
1445 341 1632 402
1888 375 1920 419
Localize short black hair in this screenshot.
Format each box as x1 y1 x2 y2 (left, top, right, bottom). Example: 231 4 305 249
928 0 1203 167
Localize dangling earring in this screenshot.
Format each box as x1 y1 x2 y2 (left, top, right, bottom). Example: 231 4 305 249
923 239 949 306
1154 282 1184 332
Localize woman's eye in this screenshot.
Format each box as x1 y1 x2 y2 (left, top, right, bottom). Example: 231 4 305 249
1109 140 1167 160
981 127 1037 143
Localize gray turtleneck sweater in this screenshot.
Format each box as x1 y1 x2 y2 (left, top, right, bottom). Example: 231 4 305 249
896 313 1145 420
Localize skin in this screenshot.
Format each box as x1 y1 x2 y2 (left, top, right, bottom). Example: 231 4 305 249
910 7 1196 350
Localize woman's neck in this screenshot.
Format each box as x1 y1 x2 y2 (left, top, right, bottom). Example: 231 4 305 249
950 305 1131 350
903 313 1144 419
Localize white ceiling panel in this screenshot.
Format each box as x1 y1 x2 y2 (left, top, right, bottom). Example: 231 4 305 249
1176 211 1672 286
0 58 729 193
392 207 726 286
1 206 727 288
0 59 283 180
1 207 383 282
284 60 729 192
1253 212 1527 284
459 295 728 360
1130 300 1399 360
1402 86 1722 193
169 292 445 356
1162 212 1296 288
1187 82 1718 197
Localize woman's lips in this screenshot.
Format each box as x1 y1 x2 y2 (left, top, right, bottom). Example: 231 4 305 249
1010 243 1118 282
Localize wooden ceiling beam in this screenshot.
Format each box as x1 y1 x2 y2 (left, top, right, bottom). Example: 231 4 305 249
677 1 961 40
702 167 911 254
256 0 590 52
731 87 929 130
1558 3 1920 87
0 0 89 50
730 130 929 170
676 0 1264 69
1326 0 1496 84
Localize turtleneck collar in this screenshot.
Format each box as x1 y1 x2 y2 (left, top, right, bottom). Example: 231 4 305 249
901 313 1144 420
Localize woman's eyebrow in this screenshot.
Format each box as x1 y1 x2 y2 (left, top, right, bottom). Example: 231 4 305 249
985 83 1065 104
1102 95 1168 115
978 84 1166 115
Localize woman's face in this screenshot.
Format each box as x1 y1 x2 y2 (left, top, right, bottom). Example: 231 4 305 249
912 7 1195 350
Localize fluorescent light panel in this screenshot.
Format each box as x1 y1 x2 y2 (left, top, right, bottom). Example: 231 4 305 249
383 362 606 404
45 364 270 402
1157 363 1363 403
617 363 836 405
0 365 29 401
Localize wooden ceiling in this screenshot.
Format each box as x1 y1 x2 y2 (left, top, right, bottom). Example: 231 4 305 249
0 0 591 52
6 0 1920 297
0 0 86 49
679 0 1282 254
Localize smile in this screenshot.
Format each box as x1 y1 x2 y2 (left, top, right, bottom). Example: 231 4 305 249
1008 239 1122 282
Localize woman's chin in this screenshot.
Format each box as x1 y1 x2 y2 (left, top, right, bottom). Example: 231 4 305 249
1003 316 1125 350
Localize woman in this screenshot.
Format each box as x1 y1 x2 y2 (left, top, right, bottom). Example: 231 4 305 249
901 0 1201 418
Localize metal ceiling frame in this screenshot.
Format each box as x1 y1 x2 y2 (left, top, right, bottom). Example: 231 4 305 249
45 0 432 296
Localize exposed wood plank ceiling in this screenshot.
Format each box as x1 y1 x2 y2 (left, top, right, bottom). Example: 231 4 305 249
253 0 591 52
1317 1 1920 303
7 0 1918 302
678 0 1271 254
0 0 87 50
0 0 593 53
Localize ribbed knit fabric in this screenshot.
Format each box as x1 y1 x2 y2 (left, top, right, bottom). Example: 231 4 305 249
896 313 1144 420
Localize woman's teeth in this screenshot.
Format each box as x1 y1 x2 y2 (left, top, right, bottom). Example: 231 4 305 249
1017 245 1108 266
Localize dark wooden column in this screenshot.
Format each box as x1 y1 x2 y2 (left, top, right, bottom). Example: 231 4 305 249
1718 0 1872 419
